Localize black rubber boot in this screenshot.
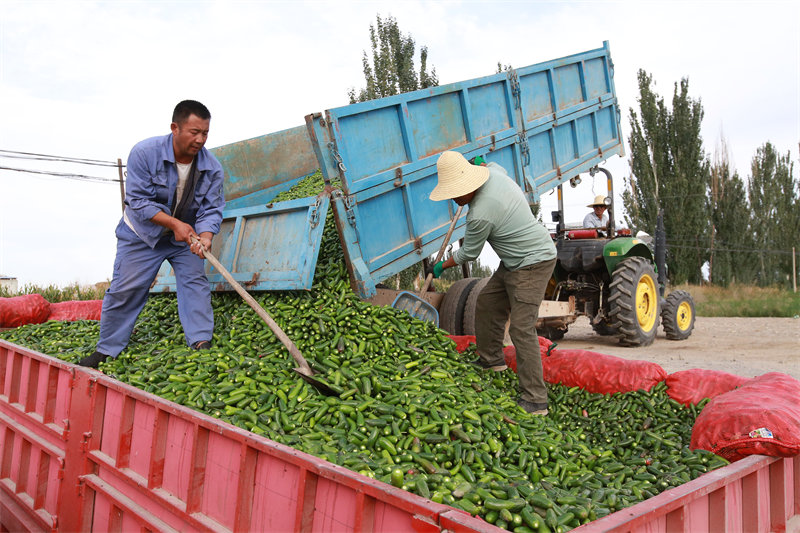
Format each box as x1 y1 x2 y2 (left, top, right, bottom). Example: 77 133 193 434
78 351 110 369
517 399 548 415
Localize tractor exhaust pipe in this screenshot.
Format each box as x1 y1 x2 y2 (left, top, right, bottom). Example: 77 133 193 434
656 208 667 296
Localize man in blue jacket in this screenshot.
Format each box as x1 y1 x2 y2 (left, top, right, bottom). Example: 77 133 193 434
79 100 225 368
427 151 556 415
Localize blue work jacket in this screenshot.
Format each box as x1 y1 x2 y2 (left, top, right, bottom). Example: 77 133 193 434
123 134 225 248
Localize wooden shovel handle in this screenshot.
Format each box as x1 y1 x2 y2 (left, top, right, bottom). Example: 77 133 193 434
419 205 464 296
191 237 312 374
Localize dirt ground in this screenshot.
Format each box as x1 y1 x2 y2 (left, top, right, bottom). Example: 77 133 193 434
543 316 800 381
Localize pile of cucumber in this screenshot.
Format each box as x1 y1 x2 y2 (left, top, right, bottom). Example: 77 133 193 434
1 172 728 532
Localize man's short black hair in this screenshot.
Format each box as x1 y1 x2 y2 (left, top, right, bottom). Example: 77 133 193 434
172 100 211 124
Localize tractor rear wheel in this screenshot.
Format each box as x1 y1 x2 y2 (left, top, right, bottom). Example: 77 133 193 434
608 257 659 346
462 277 490 336
438 277 479 336
661 290 695 340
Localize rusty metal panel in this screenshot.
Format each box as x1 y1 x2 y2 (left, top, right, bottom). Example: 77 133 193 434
151 193 330 292
210 124 319 211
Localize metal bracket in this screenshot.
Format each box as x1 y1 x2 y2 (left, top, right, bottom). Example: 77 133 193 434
344 194 356 226
507 69 521 109
328 142 347 173
309 197 321 229
394 168 403 187
518 133 530 166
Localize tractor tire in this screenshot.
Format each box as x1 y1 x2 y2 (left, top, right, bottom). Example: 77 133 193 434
438 277 479 336
661 290 695 340
608 256 660 346
591 321 618 336
539 326 566 341
461 277 490 336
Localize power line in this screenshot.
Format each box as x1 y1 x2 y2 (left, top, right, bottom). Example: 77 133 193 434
0 149 123 167
0 165 120 184
664 242 797 256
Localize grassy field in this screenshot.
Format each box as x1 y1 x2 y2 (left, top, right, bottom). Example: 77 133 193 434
672 284 800 317
0 282 106 303
3 281 799 317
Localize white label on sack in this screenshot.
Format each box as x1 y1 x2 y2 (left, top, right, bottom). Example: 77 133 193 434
749 427 774 439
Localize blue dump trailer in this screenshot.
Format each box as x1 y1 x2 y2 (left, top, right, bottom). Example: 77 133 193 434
153 41 625 334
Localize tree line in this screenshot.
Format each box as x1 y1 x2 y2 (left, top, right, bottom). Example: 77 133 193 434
625 70 799 288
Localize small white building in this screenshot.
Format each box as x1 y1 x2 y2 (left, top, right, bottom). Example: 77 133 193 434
0 275 18 293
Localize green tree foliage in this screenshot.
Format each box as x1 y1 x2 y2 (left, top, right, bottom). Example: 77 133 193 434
348 15 438 104
747 142 800 287
623 71 710 284
708 138 756 286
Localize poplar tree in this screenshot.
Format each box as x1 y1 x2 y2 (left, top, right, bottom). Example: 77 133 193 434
348 15 438 104
623 71 710 284
748 143 799 287
708 138 755 285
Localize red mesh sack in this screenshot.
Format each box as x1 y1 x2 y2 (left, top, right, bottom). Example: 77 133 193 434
446 335 476 353
690 372 800 461
540 349 667 394
48 300 103 321
0 294 51 327
666 369 749 406
500 337 554 374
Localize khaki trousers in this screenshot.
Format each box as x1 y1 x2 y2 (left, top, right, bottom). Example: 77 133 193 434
475 258 557 404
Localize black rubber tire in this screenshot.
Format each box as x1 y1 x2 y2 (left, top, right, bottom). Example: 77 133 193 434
608 256 660 347
461 277 491 336
661 290 696 340
591 320 618 336
539 326 566 341
438 277 479 335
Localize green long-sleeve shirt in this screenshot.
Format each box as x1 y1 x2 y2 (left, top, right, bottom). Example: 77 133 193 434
453 163 556 270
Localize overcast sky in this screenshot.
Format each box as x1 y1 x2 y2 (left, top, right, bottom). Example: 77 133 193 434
1 0 798 287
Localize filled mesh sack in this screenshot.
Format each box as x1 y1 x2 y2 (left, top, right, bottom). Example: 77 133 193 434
0 294 51 327
539 348 667 394
48 300 103 321
666 369 749 406
690 372 800 461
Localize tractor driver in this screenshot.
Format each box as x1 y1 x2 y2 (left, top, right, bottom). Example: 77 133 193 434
425 151 557 415
583 195 609 229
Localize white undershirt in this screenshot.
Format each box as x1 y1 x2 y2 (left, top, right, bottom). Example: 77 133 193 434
124 160 193 235
172 161 192 216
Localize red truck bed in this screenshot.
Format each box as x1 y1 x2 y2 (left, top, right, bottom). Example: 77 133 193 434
1 339 797 532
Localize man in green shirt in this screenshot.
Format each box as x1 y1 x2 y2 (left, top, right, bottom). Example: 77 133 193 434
428 151 557 415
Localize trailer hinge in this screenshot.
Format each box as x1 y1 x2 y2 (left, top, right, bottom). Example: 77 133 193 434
309 197 321 229
344 195 357 226
81 431 93 453
328 142 347 173
507 69 521 109
517 133 530 166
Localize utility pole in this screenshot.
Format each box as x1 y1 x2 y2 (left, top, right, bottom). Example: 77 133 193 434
117 158 125 213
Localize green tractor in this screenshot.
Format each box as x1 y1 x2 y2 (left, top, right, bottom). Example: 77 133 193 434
538 167 695 346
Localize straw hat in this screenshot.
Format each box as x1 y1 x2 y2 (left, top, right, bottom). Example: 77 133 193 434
587 195 608 208
430 151 490 201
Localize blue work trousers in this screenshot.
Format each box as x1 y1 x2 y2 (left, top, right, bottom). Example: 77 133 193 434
97 220 213 357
